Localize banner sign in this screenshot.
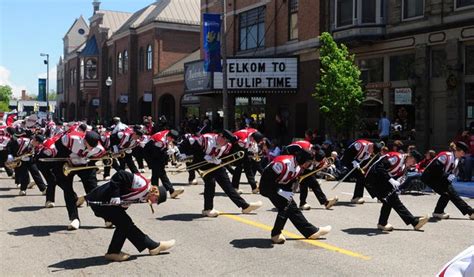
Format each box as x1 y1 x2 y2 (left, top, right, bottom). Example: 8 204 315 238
184 60 213 93
214 57 298 90
38 79 46 101
394 88 412 105
203 13 222 72
119 95 128 104
143 92 152 102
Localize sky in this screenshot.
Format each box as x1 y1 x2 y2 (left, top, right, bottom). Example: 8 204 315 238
0 0 154 99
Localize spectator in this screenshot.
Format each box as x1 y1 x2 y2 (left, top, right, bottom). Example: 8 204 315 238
391 140 404 153
378 112 390 143
275 113 288 145
417 150 436 173
304 129 313 142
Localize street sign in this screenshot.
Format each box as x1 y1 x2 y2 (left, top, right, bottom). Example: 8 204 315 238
394 88 412 105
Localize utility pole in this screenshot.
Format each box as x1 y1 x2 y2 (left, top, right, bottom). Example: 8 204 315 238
221 0 229 129
40 53 50 120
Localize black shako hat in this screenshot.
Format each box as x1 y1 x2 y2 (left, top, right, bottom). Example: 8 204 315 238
455 141 469 153
218 129 238 143
85 131 100 147
156 186 167 204
408 150 423 163
250 131 264 143
167 129 180 140
295 150 313 165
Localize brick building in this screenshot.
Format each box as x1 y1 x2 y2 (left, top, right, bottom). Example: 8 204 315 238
58 0 200 124
329 0 474 150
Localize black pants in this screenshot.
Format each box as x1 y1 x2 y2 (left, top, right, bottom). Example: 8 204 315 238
232 158 257 190
54 165 98 221
150 161 174 194
37 161 57 202
19 160 47 192
353 169 365 199
421 175 473 215
0 150 13 176
378 193 418 226
188 168 196 183
118 153 139 174
104 158 121 178
260 171 318 237
132 147 145 169
252 159 264 175
202 167 249 210
91 206 159 254
299 175 328 206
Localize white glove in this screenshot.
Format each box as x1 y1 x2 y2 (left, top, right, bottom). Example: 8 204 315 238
110 197 121 205
277 189 294 201
166 149 175 155
389 178 401 189
204 155 221 164
71 157 89 165
447 174 456 182
0 146 3 151
125 149 132 154
7 154 13 162
113 145 119 154
178 153 188 161
352 160 360 169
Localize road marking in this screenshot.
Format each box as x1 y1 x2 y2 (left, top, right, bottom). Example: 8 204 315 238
221 213 371 261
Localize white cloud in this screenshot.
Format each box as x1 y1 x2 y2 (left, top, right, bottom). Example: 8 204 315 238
0 65 27 98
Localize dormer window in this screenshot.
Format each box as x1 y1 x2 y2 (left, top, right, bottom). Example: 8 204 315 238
85 59 97 79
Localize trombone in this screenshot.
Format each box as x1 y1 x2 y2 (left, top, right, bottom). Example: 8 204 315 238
298 158 332 182
198 151 244 177
5 152 34 169
63 157 113 176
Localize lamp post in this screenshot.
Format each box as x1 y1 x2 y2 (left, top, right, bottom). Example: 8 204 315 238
40 53 49 120
105 76 112 124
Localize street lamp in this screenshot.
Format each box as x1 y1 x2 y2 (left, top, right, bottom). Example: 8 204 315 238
40 53 49 119
105 76 112 123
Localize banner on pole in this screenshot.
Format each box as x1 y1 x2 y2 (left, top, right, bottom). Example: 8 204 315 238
38 78 46 101
203 13 222 72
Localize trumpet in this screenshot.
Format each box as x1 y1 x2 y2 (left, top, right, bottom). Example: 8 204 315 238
5 152 34 169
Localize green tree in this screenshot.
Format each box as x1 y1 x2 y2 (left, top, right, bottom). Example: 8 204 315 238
48 90 57 101
0 85 13 102
313 32 363 135
0 101 9 112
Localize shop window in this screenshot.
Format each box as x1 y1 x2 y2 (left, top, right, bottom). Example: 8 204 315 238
336 0 353 27
359 57 384 84
235 96 266 131
85 59 97 79
390 54 415 81
123 50 129 74
431 49 446 78
117 52 123 75
362 0 376 23
466 45 474 75
456 0 474 9
139 47 144 72
239 6 266 51
402 0 424 20
146 45 152 71
289 0 298 40
465 83 474 128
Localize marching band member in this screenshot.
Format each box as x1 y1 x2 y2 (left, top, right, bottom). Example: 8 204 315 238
259 150 332 244
340 139 383 204
0 128 14 178
365 151 429 231
231 128 263 194
110 125 143 173
178 130 262 217
142 129 184 198
84 170 175 262
284 141 338 210
420 142 474 220
6 129 47 196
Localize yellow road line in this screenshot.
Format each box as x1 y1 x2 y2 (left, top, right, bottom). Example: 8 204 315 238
221 213 371 261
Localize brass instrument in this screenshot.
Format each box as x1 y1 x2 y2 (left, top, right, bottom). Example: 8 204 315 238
359 153 380 175
198 151 245 177
298 158 331 183
5 152 34 169
63 157 112 176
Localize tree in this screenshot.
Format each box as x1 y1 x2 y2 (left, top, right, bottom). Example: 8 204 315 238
313 32 363 135
48 90 57 101
0 101 9 112
0 85 13 102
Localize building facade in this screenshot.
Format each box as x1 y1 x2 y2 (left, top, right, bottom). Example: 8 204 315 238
329 0 474 150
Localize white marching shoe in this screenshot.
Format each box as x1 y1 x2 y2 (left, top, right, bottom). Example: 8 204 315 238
105 221 114 228
242 201 263 214
325 196 339 209
189 179 198 185
309 226 332 239
377 223 394 231
170 188 184 199
299 204 311 210
202 209 220 217
19 190 26 196
350 197 365 204
432 213 450 219
105 252 130 262
45 201 55 208
27 182 36 189
67 219 80 230
149 240 176 255
271 234 286 244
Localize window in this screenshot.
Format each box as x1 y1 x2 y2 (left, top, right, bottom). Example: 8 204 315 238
146 45 152 71
85 59 97 79
362 0 376 23
239 6 266 51
390 54 415 81
139 47 144 72
402 0 424 20
123 50 129 74
431 49 446 78
117 52 123 74
80 59 84 80
456 0 474 9
78 28 85 35
336 0 353 27
289 0 298 40
466 45 474 75
359 58 384 84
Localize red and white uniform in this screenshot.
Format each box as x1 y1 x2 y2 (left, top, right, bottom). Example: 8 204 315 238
288 140 312 152
426 151 456 175
100 131 111 150
61 131 86 156
382 152 405 178
0 135 11 151
233 128 258 151
269 155 302 184
198 133 232 158
114 128 139 154
139 134 150 148
121 174 152 202
350 139 373 162
41 134 62 157
150 130 171 151
16 137 31 156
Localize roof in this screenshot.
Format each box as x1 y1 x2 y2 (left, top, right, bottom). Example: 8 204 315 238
114 0 200 36
96 10 133 37
80 36 99 56
63 15 89 39
157 49 200 78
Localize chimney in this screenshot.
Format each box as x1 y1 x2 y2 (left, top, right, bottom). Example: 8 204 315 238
93 0 101 14
21 90 26 100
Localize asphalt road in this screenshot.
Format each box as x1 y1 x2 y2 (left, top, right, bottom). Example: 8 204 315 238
1 168 473 276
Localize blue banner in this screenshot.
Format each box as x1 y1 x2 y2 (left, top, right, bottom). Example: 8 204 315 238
38 78 46 101
203 13 222 72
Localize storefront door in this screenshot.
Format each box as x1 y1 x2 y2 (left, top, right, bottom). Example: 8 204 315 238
234 96 265 131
